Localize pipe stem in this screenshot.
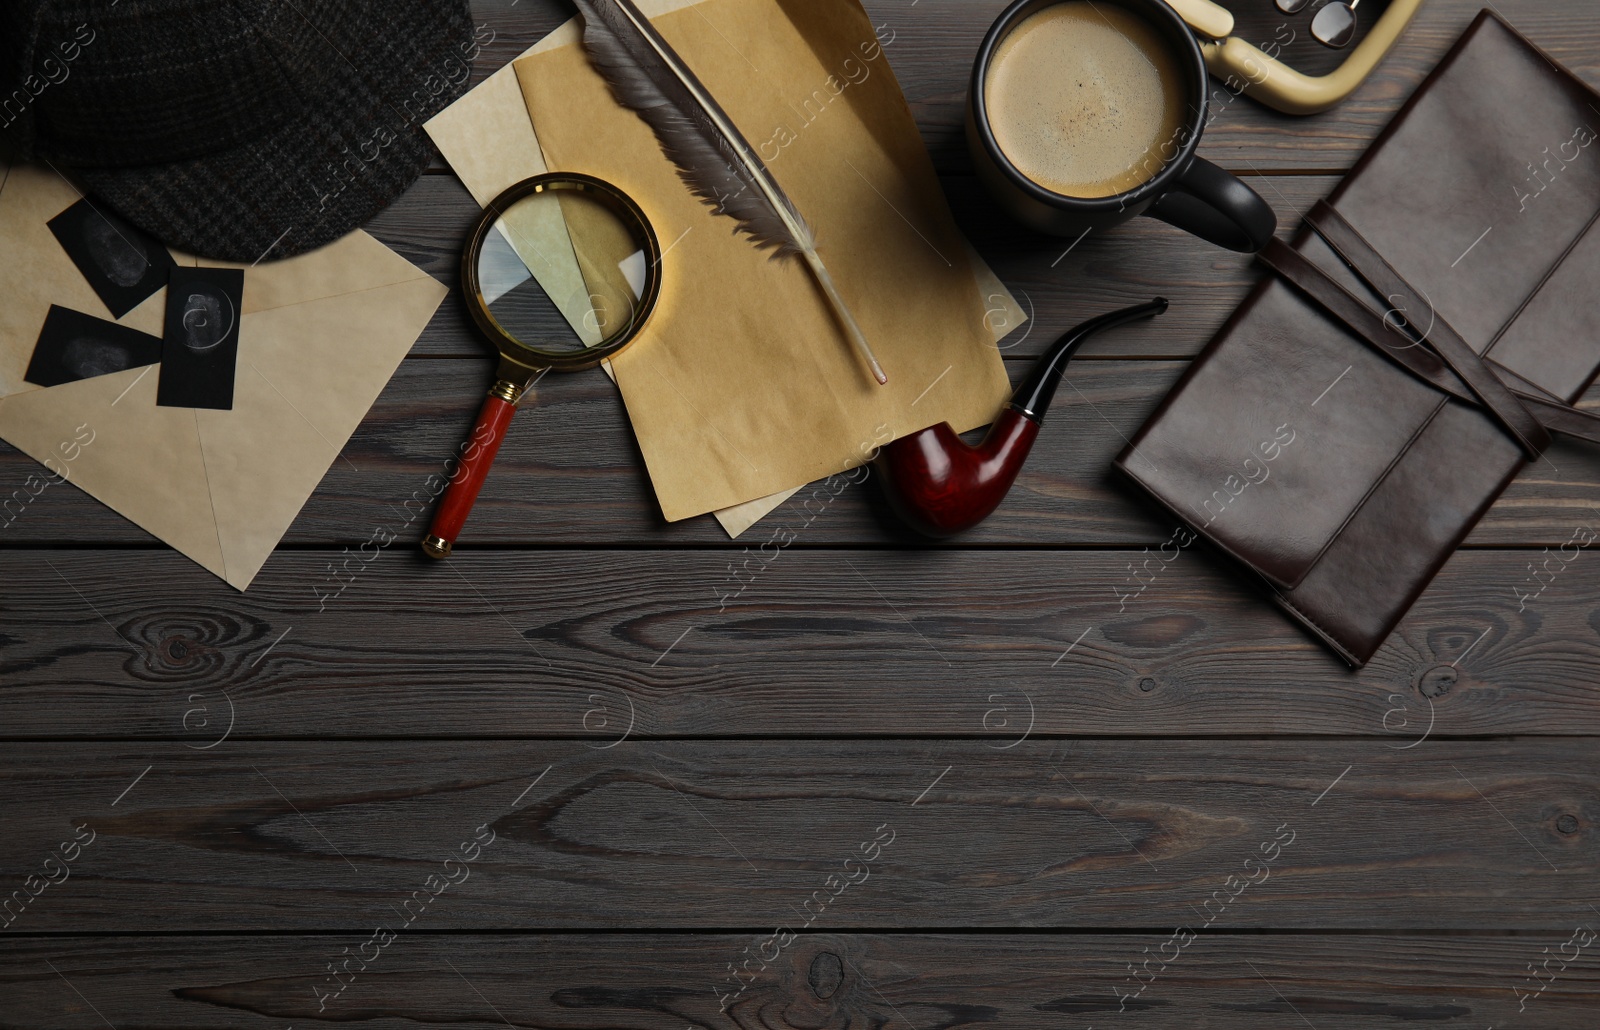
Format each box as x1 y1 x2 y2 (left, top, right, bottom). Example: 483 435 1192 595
1010 298 1168 423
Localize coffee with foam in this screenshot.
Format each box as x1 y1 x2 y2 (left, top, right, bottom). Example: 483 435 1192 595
984 2 1188 199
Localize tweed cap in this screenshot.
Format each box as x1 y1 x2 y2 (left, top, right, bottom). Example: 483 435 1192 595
0 0 476 262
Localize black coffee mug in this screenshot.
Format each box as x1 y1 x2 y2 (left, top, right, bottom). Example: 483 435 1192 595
968 0 1277 252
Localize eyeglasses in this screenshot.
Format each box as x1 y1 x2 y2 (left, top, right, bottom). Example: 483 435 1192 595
1274 0 1362 49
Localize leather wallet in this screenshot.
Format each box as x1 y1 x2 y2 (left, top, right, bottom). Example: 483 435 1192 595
1116 10 1600 667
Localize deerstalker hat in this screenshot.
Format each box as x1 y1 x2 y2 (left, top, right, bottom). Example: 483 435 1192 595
0 0 479 261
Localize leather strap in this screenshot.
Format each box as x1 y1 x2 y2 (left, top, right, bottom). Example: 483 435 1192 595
1515 393 1600 445
1257 216 1600 450
1257 240 1475 401
1305 201 1552 458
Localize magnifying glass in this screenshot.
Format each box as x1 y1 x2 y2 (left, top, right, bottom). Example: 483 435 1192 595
422 173 663 558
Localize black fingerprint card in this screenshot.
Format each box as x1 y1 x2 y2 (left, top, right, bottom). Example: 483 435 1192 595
157 267 243 410
48 200 175 318
25 305 164 387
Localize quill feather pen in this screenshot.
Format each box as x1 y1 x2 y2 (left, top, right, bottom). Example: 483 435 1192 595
569 0 887 385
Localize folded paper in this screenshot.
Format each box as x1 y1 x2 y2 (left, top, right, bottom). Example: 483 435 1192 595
0 161 448 588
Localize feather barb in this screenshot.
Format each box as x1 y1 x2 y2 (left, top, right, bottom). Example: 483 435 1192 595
570 0 887 385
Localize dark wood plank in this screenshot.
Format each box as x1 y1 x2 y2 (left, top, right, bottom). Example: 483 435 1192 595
464 0 573 93
1 360 1182 547
4 932 1598 1027
0 741 1593 930
3 0 1598 1018
459 0 1600 178
3 355 1596 548
2 549 1597 738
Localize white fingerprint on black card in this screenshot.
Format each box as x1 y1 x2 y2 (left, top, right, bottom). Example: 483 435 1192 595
180 288 235 353
83 212 150 288
62 336 134 378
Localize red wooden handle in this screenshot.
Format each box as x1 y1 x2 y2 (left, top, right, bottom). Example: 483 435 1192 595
422 392 518 558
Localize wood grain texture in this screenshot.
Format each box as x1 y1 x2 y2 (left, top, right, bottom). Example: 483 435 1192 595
4 932 1598 1027
2 0 1599 1013
0 741 1594 931
460 0 572 93
1 549 1596 738
459 0 1600 177
1 356 1595 548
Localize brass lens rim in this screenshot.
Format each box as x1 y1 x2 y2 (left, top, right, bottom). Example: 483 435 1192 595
461 172 663 374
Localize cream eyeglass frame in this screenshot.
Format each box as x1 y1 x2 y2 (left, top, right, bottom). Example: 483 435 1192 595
1167 0 1427 115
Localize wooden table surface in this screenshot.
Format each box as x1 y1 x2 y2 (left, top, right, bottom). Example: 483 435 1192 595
4 0 1599 1026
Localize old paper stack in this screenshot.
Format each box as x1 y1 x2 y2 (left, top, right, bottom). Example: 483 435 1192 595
428 0 1022 535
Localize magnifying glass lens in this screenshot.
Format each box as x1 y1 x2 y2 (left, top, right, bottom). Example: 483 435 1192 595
428 174 661 560
476 187 653 357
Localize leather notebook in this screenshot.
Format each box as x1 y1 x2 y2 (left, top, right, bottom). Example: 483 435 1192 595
1116 10 1600 667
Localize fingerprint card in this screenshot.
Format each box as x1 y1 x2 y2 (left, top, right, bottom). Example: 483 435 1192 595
157 267 243 410
25 305 163 387
48 199 175 318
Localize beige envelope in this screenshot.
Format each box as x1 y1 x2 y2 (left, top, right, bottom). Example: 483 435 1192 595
0 161 448 589
426 0 1024 535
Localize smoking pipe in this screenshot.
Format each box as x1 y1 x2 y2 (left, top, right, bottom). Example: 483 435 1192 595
875 298 1168 537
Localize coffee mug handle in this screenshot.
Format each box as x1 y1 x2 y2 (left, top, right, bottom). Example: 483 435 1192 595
1147 157 1277 252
